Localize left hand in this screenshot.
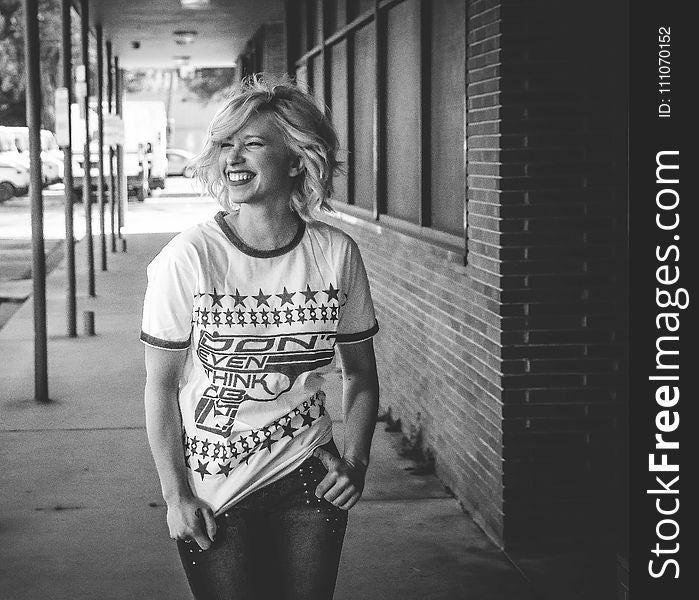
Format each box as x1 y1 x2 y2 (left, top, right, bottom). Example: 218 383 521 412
313 447 367 510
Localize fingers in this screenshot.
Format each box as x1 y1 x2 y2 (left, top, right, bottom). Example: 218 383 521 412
199 507 218 543
313 447 339 471
313 451 367 510
167 502 216 551
332 487 356 507
315 471 337 499
339 491 361 511
191 528 213 551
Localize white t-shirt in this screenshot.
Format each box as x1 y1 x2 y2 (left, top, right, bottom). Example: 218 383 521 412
140 211 378 515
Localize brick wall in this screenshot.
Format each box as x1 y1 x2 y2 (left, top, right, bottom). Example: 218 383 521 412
325 211 507 542
492 0 627 544
260 22 287 77
237 21 287 80
326 0 627 548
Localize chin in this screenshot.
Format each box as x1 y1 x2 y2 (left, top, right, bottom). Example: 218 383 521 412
220 192 246 212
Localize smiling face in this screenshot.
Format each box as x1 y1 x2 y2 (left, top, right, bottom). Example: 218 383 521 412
217 111 300 209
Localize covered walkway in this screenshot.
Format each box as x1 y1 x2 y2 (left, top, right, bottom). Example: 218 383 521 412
0 190 539 600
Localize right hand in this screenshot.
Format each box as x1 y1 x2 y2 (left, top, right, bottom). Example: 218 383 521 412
166 495 217 550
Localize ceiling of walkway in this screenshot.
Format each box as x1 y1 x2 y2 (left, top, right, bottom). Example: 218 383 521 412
87 0 284 69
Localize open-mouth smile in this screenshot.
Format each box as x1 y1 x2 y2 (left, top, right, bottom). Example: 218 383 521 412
227 171 255 184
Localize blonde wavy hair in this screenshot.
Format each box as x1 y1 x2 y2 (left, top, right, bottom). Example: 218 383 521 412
189 74 341 221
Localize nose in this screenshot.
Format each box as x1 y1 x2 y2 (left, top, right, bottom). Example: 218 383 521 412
224 143 243 164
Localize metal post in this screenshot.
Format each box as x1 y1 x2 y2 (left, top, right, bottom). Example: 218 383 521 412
96 25 107 271
107 40 117 253
61 0 76 338
22 0 49 402
115 60 126 252
80 0 95 296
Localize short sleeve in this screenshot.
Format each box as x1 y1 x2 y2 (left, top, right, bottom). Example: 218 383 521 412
336 237 379 344
140 240 198 351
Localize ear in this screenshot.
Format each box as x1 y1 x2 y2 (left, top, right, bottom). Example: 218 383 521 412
288 156 304 177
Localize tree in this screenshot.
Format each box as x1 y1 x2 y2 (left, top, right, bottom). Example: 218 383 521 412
0 0 62 129
124 67 237 104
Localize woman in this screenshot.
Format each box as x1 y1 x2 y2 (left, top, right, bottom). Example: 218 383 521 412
141 75 380 600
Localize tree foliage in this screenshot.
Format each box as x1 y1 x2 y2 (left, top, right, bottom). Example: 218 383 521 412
125 67 237 104
181 68 237 103
0 0 62 128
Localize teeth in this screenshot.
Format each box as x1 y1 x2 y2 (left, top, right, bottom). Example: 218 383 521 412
227 171 254 182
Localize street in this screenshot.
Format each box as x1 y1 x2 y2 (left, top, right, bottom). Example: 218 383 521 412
0 176 215 329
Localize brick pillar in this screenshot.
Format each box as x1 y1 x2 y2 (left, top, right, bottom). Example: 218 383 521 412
470 0 628 544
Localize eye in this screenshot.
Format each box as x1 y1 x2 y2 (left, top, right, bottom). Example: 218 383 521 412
245 141 263 148
220 142 234 149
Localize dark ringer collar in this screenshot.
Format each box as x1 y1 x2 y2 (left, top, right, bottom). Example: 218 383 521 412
215 211 306 258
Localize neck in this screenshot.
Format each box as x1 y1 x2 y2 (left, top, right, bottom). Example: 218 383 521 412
226 201 300 251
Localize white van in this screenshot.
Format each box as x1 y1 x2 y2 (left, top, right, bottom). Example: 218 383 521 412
7 126 63 185
123 101 168 192
0 161 30 202
0 126 31 172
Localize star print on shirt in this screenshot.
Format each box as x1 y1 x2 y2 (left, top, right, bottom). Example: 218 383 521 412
213 441 224 458
300 412 316 428
209 288 225 307
277 287 295 306
281 422 298 439
195 460 211 480
259 436 277 453
231 289 247 307
300 284 318 304
324 283 340 302
217 462 233 477
200 440 211 457
253 289 271 307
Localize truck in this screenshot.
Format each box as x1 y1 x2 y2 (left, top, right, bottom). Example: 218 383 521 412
71 100 168 201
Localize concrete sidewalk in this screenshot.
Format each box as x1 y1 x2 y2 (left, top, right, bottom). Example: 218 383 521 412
0 202 537 599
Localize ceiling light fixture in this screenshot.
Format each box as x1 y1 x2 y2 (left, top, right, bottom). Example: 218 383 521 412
180 0 210 9
174 30 198 45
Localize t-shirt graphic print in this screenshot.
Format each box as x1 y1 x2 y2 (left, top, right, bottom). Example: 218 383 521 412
141 211 378 514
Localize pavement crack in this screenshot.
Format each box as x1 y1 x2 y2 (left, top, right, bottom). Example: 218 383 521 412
34 504 87 512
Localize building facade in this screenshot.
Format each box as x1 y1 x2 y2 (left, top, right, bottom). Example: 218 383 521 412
276 0 627 551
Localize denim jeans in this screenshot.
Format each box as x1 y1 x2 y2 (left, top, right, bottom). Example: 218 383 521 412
177 442 348 600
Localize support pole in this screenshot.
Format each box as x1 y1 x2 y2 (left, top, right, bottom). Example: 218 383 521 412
96 25 107 271
80 0 95 296
22 0 48 402
61 0 76 338
115 58 126 252
107 41 117 253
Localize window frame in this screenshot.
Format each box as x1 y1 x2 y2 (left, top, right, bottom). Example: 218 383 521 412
286 0 468 262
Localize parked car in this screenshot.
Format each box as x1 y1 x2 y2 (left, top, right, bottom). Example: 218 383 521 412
0 161 30 202
166 148 195 177
7 126 63 185
0 126 61 186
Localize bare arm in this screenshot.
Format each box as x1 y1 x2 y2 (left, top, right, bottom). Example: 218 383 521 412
314 338 379 510
144 345 216 549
